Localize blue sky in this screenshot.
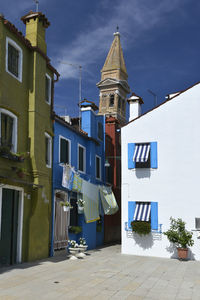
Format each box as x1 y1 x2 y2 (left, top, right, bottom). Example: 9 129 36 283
2 0 200 118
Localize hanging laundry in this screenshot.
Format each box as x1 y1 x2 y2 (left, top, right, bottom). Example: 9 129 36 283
72 173 83 192
82 179 100 223
99 185 118 215
62 165 74 190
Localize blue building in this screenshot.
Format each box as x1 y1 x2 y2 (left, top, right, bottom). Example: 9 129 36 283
51 100 106 254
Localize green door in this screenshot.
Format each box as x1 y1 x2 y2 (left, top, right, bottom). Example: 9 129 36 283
0 189 19 266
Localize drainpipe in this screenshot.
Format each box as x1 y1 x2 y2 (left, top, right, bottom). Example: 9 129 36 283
50 125 55 257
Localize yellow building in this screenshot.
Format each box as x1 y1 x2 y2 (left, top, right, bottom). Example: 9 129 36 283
0 11 59 265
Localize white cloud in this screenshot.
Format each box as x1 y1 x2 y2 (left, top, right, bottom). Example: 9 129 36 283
54 0 188 80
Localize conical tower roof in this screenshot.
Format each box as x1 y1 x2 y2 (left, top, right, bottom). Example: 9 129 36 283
101 31 127 76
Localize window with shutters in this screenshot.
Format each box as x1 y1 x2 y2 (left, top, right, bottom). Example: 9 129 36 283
59 136 70 164
45 74 52 104
78 144 86 173
45 132 52 168
6 37 22 82
0 109 17 152
128 201 158 231
128 142 158 169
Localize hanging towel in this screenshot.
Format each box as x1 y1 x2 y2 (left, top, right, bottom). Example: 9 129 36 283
62 165 74 190
99 185 119 215
82 179 100 223
72 173 83 192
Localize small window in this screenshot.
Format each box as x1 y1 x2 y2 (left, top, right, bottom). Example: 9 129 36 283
118 96 121 109
109 95 114 107
45 74 51 104
128 142 157 169
98 122 103 140
59 137 70 164
6 37 23 82
78 144 86 173
0 109 17 152
45 133 52 168
128 201 158 230
96 155 101 180
134 143 151 168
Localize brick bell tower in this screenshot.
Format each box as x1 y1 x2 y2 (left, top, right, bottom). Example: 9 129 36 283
97 29 130 125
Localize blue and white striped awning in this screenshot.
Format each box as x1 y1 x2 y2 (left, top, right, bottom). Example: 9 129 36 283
133 202 151 221
133 144 150 163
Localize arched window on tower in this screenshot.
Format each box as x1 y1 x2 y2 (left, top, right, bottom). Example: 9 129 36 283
109 94 114 107
122 99 125 111
118 96 121 109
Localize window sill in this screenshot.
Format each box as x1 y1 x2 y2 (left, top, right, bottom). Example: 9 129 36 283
78 170 85 174
124 222 162 234
6 69 22 82
0 153 24 162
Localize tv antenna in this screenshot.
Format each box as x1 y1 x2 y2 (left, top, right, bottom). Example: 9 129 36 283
148 89 158 107
58 61 82 130
34 0 39 12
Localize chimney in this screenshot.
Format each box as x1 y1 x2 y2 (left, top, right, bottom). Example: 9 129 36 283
127 92 144 122
80 99 98 137
21 11 50 54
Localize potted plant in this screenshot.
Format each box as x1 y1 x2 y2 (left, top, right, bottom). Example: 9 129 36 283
0 145 10 157
164 217 194 260
131 221 151 236
68 240 80 259
69 226 82 234
79 237 88 250
60 200 72 212
77 198 85 214
96 218 102 232
16 168 27 178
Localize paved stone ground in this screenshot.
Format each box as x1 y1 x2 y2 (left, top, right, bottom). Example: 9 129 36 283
0 244 200 299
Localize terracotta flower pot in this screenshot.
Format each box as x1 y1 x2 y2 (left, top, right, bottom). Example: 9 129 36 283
177 247 188 260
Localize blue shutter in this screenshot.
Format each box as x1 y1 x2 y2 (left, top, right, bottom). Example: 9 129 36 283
128 201 136 228
151 202 158 230
128 143 135 169
150 142 158 169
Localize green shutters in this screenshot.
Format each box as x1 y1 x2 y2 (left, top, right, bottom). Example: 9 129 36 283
1 113 13 149
60 138 69 164
0 189 19 266
8 43 19 77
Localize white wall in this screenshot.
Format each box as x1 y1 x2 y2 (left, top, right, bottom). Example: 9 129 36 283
121 83 200 260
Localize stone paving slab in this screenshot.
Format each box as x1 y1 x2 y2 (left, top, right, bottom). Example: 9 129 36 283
1 244 200 299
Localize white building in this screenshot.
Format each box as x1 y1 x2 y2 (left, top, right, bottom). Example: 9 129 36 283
121 83 200 260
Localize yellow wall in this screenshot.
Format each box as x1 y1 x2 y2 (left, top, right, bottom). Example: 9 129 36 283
0 16 54 262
